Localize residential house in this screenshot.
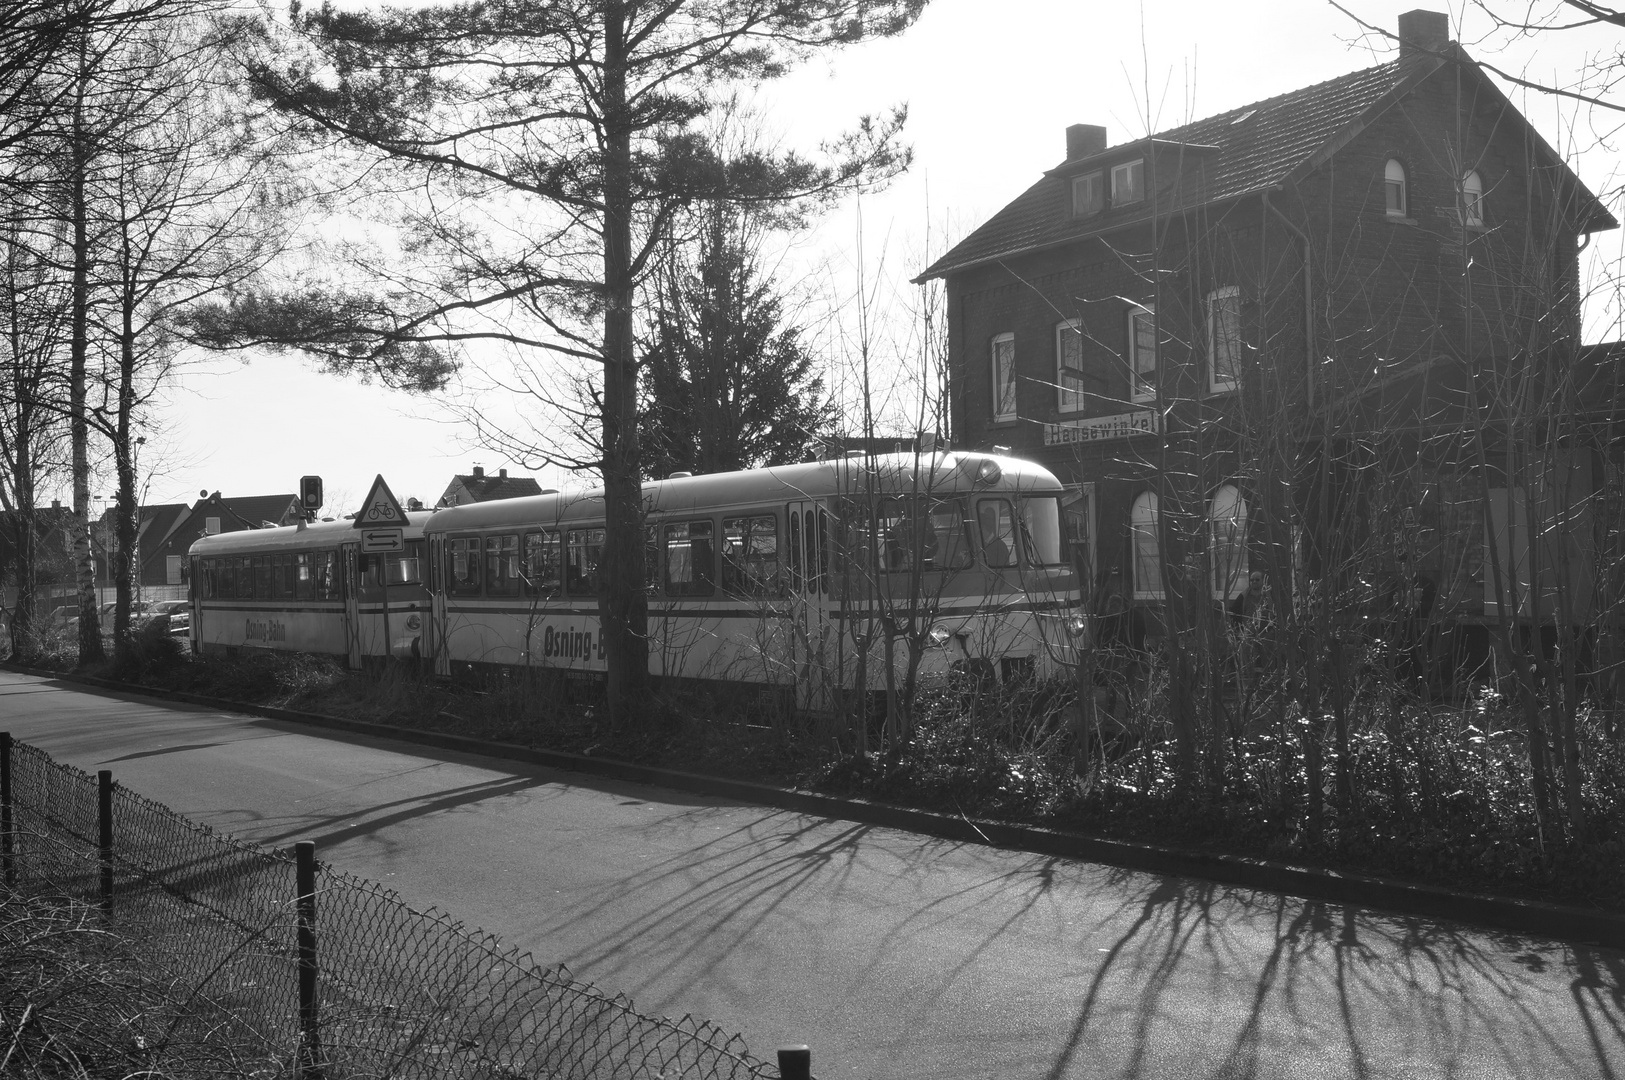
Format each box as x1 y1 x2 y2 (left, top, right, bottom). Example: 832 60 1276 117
437 465 545 507
0 501 77 611
139 492 302 594
918 9 1619 653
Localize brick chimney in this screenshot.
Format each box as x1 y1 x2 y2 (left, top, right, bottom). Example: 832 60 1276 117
499 468 508 479
471 465 484 478
1066 123 1107 161
1398 9 1449 59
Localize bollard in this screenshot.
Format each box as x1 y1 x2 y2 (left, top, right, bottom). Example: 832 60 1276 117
1 732 12 887
777 1045 812 1080
97 769 113 910
295 840 324 1079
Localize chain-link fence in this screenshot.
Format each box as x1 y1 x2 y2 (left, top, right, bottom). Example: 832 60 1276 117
1 733 789 1080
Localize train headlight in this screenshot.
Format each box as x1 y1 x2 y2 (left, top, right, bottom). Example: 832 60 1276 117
1064 613 1089 637
927 625 953 648
974 458 1002 486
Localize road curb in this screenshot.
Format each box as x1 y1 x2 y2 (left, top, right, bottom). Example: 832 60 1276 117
10 662 1624 951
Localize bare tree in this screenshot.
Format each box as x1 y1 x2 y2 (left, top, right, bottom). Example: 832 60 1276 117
202 0 927 723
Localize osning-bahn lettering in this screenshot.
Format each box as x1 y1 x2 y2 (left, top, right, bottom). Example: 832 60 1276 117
540 624 604 661
245 618 286 643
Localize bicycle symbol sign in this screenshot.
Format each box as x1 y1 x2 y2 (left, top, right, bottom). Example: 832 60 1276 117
352 474 407 531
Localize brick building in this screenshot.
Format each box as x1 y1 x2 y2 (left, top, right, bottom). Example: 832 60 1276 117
919 9 1619 640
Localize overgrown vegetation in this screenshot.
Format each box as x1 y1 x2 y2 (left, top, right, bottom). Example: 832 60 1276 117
40 639 1625 914
0 889 281 1078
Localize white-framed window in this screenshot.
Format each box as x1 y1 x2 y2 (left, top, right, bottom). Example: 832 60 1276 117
1462 169 1483 226
1209 484 1248 599
1127 304 1156 402
991 333 1016 422
1056 318 1086 413
1111 159 1144 206
1206 285 1241 393
166 555 183 584
205 516 221 535
1384 158 1407 217
1130 490 1163 599
1071 171 1103 217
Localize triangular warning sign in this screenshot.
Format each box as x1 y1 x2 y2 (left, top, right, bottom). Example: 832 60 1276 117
352 474 408 529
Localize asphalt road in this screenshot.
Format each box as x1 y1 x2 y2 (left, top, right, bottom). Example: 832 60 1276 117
2 669 1622 1079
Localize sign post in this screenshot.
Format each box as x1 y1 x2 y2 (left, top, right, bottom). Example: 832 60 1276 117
353 476 408 662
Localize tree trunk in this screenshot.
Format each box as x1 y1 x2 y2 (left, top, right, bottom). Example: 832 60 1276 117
597 1 647 725
112 282 138 664
70 37 103 666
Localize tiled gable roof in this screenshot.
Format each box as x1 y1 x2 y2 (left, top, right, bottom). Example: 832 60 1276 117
919 60 1408 281
442 474 544 504
217 494 300 528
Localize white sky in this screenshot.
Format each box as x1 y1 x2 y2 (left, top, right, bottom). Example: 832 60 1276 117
87 0 1625 517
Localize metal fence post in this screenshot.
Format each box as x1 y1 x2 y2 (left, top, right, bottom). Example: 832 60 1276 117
777 1045 811 1080
1 732 13 887
97 769 113 911
296 840 324 1079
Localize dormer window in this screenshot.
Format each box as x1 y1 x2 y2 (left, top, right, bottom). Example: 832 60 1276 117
1111 159 1144 206
1071 171 1103 217
1462 169 1483 226
1384 158 1407 217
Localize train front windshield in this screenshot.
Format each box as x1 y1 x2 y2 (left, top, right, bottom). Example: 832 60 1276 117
1019 496 1067 566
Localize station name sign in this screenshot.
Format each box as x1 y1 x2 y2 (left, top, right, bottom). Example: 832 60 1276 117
1043 409 1162 447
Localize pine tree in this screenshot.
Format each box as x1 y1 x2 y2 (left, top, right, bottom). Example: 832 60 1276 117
641 205 832 478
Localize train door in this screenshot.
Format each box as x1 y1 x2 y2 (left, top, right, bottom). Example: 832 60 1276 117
428 535 450 676
187 554 201 654
787 499 834 712
342 542 362 669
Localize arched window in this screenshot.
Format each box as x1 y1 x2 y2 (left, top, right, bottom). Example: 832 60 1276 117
1462 169 1483 226
1131 491 1163 599
1384 158 1407 217
1209 484 1248 599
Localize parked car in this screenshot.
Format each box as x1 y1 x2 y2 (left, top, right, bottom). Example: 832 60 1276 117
145 599 191 637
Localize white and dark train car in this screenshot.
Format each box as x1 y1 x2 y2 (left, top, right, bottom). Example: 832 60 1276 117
188 513 434 666
421 452 1087 710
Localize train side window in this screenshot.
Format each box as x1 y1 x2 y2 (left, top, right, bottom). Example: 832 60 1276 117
645 525 661 595
928 499 973 570
977 499 1019 568
254 556 272 599
220 557 237 599
722 514 778 596
814 509 829 593
787 510 802 590
523 531 562 597
877 498 910 571
485 534 520 596
315 550 338 600
566 528 604 596
201 559 216 599
295 553 314 600
390 541 424 586
448 536 482 596
664 520 715 597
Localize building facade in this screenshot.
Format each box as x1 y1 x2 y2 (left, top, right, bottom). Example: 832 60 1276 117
920 10 1618 644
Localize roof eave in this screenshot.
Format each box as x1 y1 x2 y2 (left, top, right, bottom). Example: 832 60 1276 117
913 187 1265 284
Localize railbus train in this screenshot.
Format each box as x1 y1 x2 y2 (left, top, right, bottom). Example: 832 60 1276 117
188 451 1088 708
189 513 433 665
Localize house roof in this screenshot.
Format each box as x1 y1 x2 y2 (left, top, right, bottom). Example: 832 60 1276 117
918 48 1616 282
439 472 545 505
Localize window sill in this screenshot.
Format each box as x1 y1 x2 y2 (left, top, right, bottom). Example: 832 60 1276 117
1205 384 1239 398
988 417 1020 428
1385 213 1418 226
